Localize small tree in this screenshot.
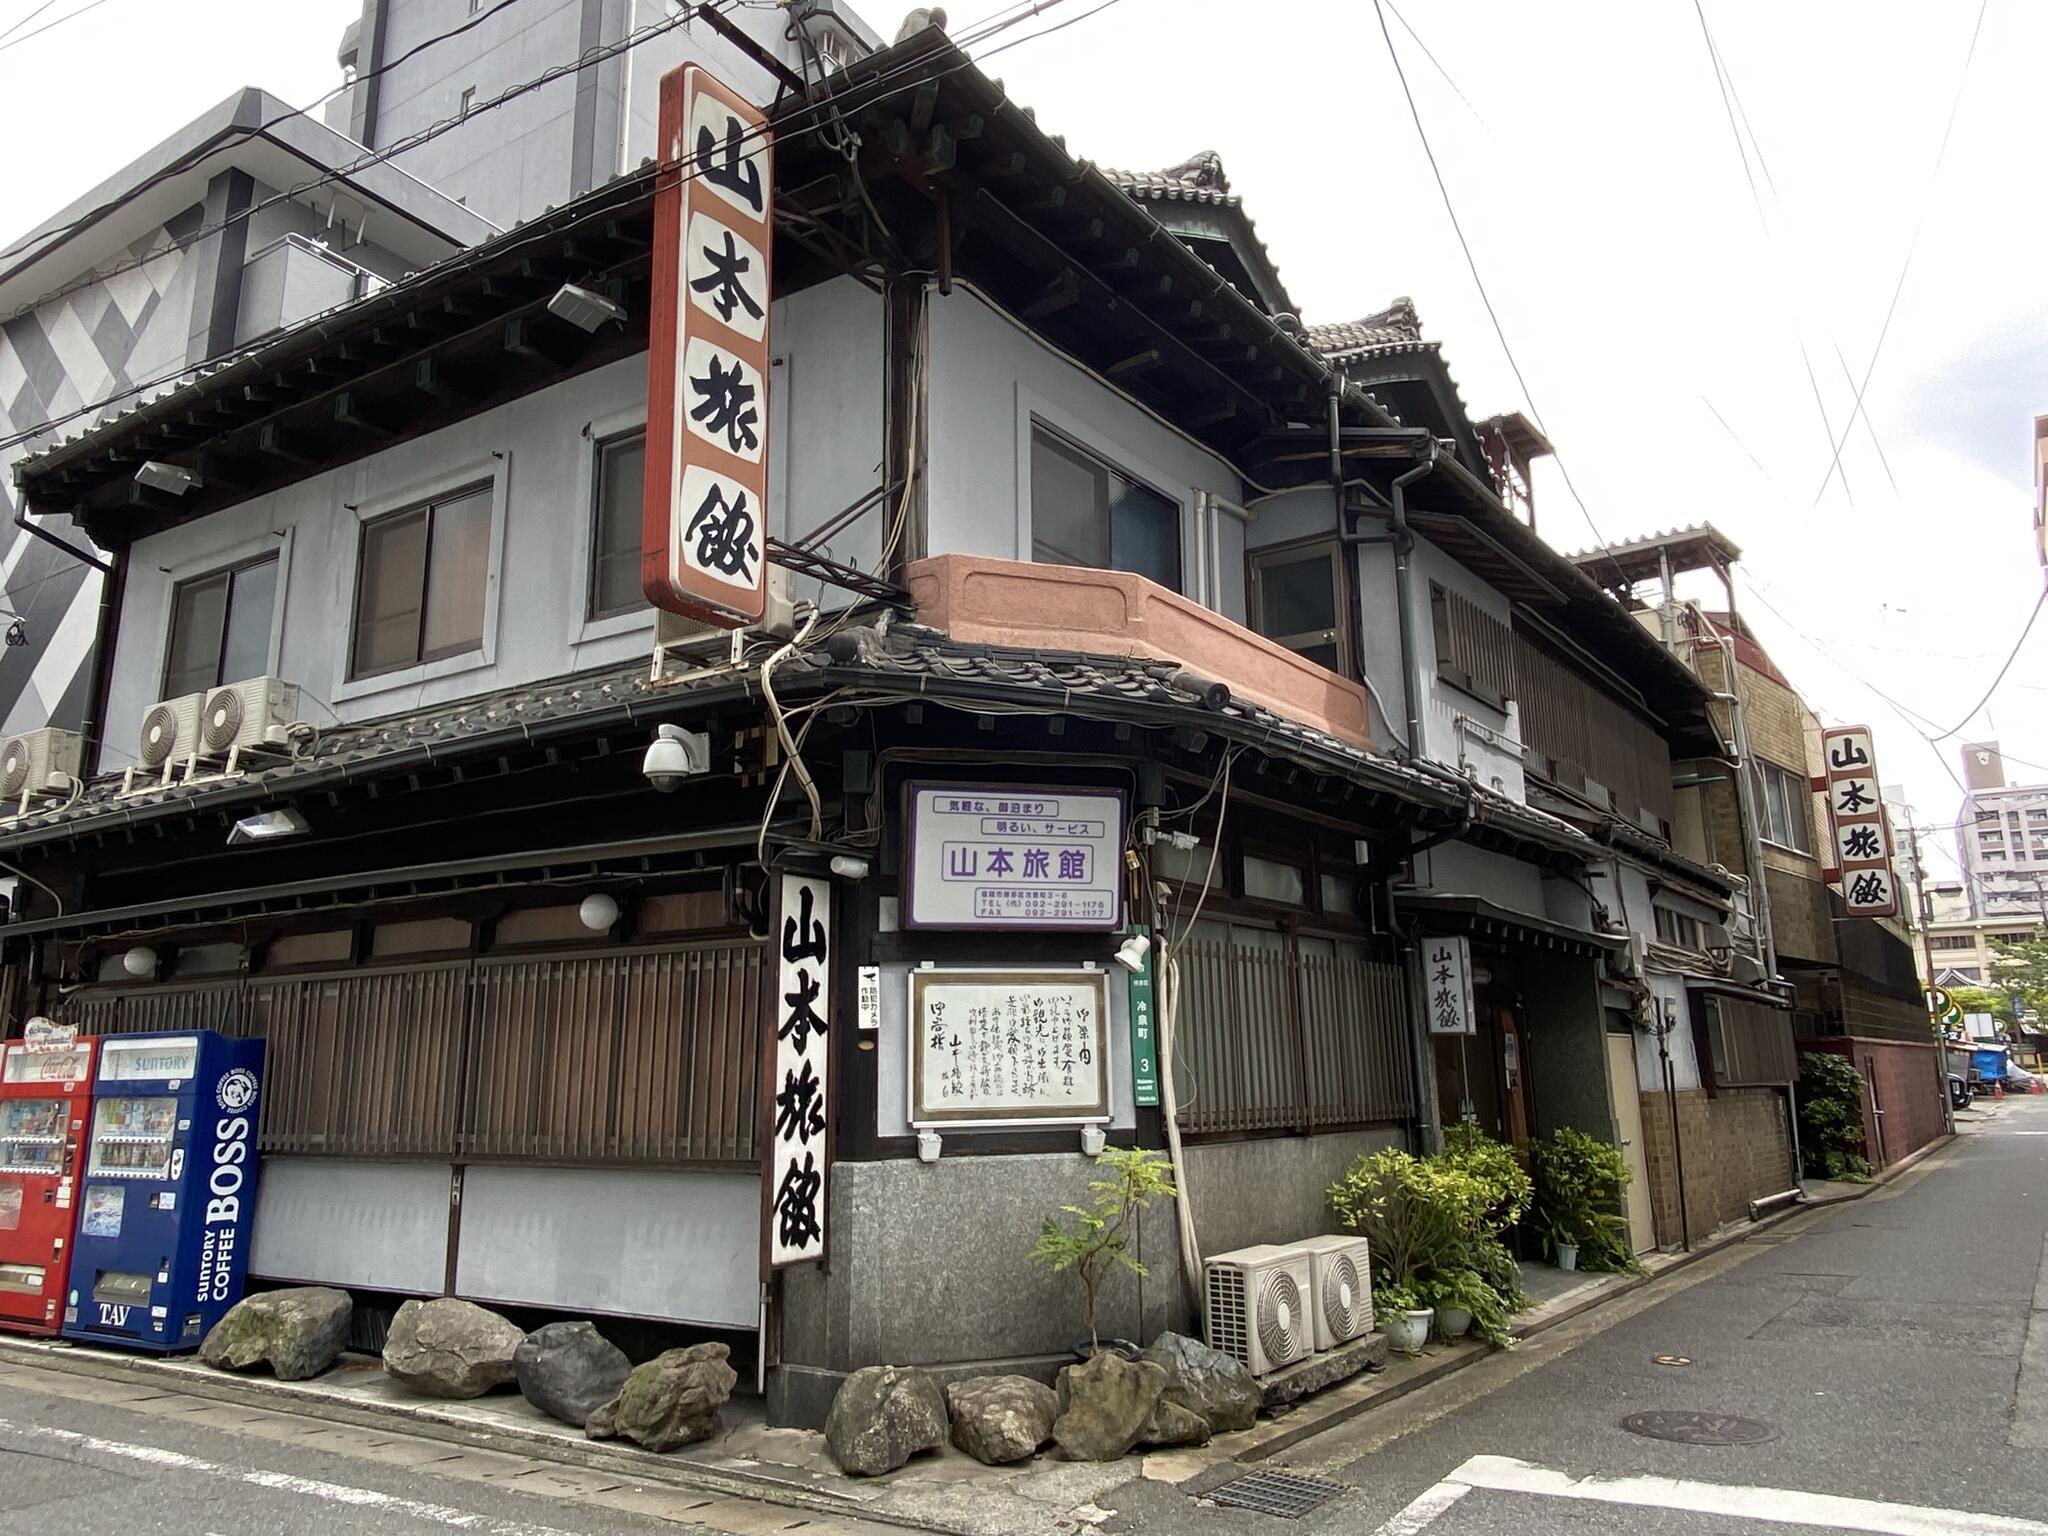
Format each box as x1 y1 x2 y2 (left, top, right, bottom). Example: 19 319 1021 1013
1990 939 2048 1023
1030 1146 1178 1353
1797 1052 1870 1182
1949 985 2014 1029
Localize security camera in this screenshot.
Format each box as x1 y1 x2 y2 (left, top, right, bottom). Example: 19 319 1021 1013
642 723 709 792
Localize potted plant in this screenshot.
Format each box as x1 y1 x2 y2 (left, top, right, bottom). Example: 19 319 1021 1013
1373 1281 1433 1354
1030 1146 1177 1360
1527 1128 1642 1275
1419 1268 1514 1347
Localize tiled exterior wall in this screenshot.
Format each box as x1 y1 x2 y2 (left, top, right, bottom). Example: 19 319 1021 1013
1639 1085 1795 1247
1800 1038 1948 1169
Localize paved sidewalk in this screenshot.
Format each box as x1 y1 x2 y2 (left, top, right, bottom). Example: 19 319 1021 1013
0 1129 1960 1535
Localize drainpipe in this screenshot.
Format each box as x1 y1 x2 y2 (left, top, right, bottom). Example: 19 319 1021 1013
1388 444 1440 762
1693 617 1778 984
12 506 112 576
78 546 127 777
1655 997 1691 1252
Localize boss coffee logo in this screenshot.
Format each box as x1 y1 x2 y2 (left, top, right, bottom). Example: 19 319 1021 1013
195 1072 257 1305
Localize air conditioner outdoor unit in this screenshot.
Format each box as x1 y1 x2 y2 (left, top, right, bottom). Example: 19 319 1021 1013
1731 952 1767 985
1294 1234 1374 1350
138 693 206 774
1204 1243 1315 1376
200 677 302 760
1610 933 1648 981
0 727 83 809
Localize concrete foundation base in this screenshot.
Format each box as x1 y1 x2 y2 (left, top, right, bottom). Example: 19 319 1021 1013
1257 1333 1388 1409
767 1351 1076 1431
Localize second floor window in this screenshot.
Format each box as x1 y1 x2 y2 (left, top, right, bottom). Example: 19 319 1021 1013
1431 582 1515 711
589 430 647 620
163 554 279 697
1652 905 1702 950
350 485 491 679
1029 425 1180 592
1930 935 1975 951
1756 760 1813 854
1251 539 1349 675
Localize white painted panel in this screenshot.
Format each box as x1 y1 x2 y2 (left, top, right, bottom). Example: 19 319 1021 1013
250 1158 449 1294
454 1165 759 1328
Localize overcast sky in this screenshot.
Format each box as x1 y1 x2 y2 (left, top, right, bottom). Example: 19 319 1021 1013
4 0 2040 886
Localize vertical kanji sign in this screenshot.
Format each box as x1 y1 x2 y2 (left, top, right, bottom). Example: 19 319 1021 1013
1424 936 1477 1036
765 872 831 1270
1820 725 1899 918
645 65 772 629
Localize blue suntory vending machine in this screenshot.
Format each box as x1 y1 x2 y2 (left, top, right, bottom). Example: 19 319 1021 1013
61 1030 264 1352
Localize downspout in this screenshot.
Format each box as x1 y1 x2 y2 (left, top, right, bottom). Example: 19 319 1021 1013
12 507 112 577
1656 998 1691 1251
1389 444 1440 763
1708 628 1779 983
78 546 127 778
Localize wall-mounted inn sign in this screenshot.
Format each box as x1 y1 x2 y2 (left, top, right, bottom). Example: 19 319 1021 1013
1819 725 1898 919
904 785 1125 931
644 63 773 629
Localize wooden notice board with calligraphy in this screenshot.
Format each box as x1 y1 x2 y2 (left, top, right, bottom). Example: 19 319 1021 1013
763 872 831 1272
910 970 1111 1126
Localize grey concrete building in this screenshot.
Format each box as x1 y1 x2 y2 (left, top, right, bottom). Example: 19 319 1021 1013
1953 740 2048 920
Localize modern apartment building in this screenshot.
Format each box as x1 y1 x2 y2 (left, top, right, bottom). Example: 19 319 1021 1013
1953 741 2048 919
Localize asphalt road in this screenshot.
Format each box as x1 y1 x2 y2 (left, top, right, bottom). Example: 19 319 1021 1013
1104 1093 2048 1535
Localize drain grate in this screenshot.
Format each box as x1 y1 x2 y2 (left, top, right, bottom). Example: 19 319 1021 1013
1207 1469 1348 1519
1621 1410 1777 1445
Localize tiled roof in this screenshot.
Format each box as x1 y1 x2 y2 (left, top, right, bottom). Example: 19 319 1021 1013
0 627 1599 869
1305 298 1432 360
1102 150 1239 207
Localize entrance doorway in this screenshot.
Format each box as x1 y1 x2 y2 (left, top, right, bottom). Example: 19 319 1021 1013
1604 1031 1656 1253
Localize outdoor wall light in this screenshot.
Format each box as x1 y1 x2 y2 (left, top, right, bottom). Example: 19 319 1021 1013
226 807 311 845
829 854 870 881
121 946 158 979
546 283 626 332
1080 1125 1107 1157
642 724 709 792
134 461 200 495
578 893 620 932
1112 933 1151 973
916 1129 943 1163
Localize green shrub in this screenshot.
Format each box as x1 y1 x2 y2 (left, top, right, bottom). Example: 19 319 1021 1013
1465 1233 1529 1312
1441 1123 1533 1233
1527 1127 1641 1274
1030 1147 1178 1351
1798 1053 1872 1182
1419 1267 1515 1348
1372 1280 1423 1315
1328 1147 1490 1288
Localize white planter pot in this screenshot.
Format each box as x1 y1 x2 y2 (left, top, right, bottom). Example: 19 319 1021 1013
1555 1243 1579 1272
1437 1305 1474 1338
1384 1307 1434 1354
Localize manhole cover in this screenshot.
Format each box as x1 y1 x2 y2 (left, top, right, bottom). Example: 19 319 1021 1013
1207 1469 1348 1519
1652 1354 1694 1367
1621 1410 1777 1445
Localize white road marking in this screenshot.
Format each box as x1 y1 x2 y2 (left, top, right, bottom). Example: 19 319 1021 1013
1442 1453 2048 1535
1368 1478 1471 1534
0 1417 587 1536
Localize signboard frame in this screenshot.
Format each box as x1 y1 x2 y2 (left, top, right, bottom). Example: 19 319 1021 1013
901 781 1127 933
909 968 1112 1127
1423 935 1479 1036
762 871 831 1274
644 63 774 630
1818 725 1899 919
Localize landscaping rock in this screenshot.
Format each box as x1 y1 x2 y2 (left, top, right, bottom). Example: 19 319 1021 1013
382 1298 525 1399
601 1343 736 1452
1052 1351 1167 1462
1141 1331 1261 1434
198 1287 352 1381
825 1365 948 1476
944 1375 1058 1465
1140 1395 1212 1449
513 1321 633 1428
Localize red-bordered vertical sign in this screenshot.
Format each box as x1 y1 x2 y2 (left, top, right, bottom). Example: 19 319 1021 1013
644 65 773 629
1820 725 1899 918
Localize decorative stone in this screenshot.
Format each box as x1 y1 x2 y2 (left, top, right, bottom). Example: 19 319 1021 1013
514 1321 633 1428
1140 1395 1212 1448
1051 1352 1167 1462
825 1365 949 1476
944 1375 1058 1466
382 1298 525 1399
198 1287 352 1381
1141 1331 1261 1434
1257 1332 1388 1410
601 1342 736 1453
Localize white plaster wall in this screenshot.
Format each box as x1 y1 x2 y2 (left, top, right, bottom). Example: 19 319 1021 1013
99 276 881 771
923 287 1248 625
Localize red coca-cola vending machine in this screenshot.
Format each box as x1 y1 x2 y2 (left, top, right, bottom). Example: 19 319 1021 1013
0 1021 97 1335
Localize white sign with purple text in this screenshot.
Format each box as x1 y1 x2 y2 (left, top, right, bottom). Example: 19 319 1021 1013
905 786 1124 930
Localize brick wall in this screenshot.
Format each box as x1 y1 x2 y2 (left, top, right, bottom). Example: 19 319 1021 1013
1800 1037 1947 1169
1639 1086 1796 1247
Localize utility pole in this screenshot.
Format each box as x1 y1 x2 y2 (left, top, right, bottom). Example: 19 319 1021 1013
1904 807 1955 1135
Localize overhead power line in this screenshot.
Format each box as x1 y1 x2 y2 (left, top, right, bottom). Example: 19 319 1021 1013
1930 587 2048 744
0 0 117 54
0 0 1116 460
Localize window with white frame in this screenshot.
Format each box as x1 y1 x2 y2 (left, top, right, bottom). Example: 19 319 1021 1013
163 554 279 697
349 484 491 679
1029 424 1180 591
588 430 647 620
1755 760 1813 854
1251 539 1350 675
